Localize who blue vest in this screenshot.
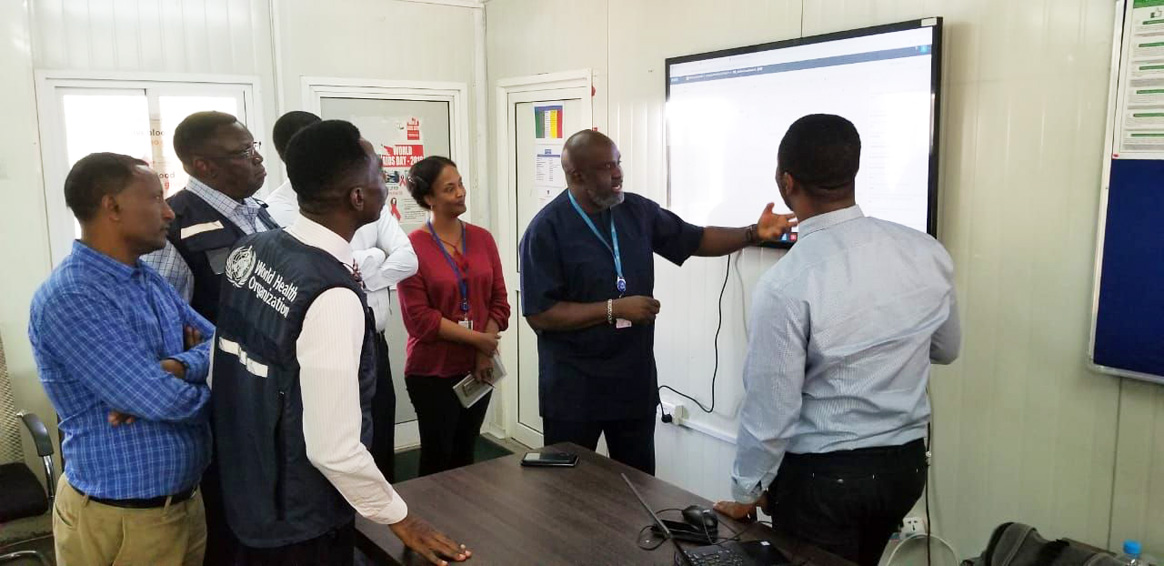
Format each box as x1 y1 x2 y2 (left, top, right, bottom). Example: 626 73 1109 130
166 189 279 324
212 229 376 548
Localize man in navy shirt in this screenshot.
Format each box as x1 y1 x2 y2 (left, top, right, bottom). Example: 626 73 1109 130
519 130 795 474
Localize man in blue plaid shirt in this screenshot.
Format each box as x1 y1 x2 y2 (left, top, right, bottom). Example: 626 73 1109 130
29 152 213 566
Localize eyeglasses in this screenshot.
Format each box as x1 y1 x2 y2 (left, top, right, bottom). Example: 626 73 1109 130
203 141 262 161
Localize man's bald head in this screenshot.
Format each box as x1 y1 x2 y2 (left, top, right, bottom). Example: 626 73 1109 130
561 129 624 210
562 129 615 175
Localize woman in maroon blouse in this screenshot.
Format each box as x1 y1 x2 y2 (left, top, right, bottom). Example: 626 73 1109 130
397 156 510 476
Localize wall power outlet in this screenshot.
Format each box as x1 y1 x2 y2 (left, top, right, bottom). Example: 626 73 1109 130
902 516 926 537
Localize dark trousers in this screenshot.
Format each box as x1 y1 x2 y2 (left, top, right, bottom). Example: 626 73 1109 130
370 332 396 483
237 521 355 566
765 438 928 566
542 417 656 475
203 442 242 565
405 375 491 476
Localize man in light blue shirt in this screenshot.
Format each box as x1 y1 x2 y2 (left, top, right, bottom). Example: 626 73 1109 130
715 114 960 566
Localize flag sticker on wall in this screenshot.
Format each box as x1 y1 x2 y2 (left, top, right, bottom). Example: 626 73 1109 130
535 105 564 139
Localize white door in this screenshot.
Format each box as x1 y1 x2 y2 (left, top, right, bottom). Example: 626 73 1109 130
495 72 592 449
305 79 470 450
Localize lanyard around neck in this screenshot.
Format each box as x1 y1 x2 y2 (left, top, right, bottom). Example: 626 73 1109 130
427 221 470 313
568 191 626 295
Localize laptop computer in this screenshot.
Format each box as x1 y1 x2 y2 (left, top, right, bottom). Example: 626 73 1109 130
621 473 790 566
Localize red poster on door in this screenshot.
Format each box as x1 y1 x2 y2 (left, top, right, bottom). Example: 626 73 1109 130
406 117 422 141
380 144 425 168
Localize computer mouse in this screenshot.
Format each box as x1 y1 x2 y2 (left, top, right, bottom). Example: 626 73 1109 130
682 505 718 532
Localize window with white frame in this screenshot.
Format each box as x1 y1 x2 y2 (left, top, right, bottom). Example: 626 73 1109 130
37 74 264 265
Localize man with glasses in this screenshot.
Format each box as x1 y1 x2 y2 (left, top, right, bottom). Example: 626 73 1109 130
143 110 276 565
144 110 277 325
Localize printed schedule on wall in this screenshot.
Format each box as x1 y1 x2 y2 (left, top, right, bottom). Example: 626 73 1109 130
1115 0 1164 158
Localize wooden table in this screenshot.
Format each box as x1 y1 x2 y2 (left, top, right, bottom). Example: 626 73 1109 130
356 443 853 566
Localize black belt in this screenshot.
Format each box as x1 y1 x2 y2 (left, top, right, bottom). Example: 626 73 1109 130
782 438 927 473
75 484 198 509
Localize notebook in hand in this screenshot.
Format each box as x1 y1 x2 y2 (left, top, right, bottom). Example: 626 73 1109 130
453 352 506 408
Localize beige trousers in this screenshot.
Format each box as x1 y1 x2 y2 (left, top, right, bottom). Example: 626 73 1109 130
53 474 207 566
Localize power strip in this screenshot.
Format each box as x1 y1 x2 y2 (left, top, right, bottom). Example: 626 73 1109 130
660 400 689 424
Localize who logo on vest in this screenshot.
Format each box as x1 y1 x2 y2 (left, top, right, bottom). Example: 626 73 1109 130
225 246 257 288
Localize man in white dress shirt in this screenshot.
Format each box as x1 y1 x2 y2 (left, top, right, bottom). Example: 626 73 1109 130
264 111 318 228
212 119 469 565
266 110 418 481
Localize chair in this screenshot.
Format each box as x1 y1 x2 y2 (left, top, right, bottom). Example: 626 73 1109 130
0 336 55 566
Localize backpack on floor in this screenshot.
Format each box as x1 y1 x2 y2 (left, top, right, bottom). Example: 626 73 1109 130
962 522 1125 566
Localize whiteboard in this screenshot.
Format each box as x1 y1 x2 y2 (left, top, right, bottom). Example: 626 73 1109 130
665 19 943 246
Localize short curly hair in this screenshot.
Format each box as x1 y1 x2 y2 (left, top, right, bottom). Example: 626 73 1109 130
172 111 239 165
284 120 371 209
64 152 151 221
777 114 861 198
272 111 321 160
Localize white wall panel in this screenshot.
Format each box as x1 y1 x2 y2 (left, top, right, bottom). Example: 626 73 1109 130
29 0 280 179
0 1 56 541
277 0 476 109
485 0 610 228
1111 382 1164 554
30 0 274 76
276 0 481 215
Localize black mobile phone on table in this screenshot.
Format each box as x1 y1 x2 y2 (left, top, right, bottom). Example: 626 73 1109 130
520 451 579 467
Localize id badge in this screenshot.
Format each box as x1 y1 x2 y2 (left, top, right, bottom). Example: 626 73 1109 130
459 319 474 330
